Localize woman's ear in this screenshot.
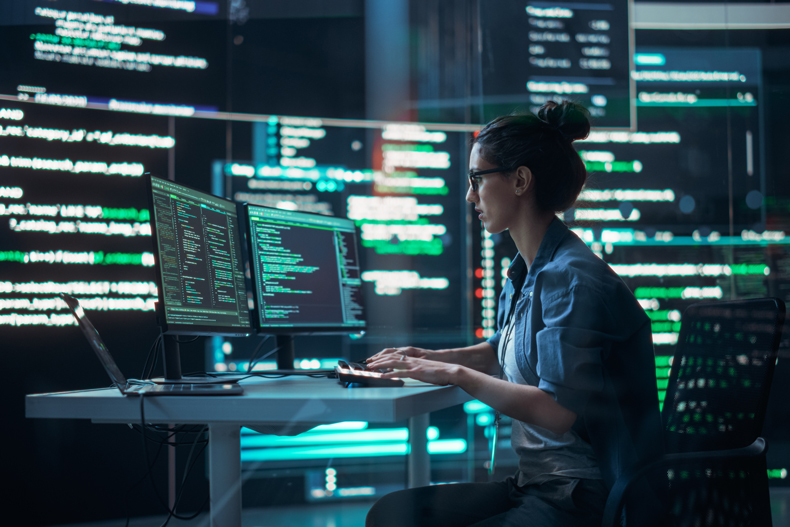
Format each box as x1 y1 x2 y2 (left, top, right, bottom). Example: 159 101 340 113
513 166 533 196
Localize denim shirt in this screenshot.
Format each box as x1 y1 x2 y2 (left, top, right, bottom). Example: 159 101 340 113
487 218 664 495
501 313 603 486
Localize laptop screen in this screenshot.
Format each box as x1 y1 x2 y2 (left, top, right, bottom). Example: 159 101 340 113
61 294 128 391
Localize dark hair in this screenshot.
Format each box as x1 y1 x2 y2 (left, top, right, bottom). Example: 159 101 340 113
473 100 590 212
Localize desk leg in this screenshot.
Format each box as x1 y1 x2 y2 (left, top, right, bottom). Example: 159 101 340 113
408 414 430 488
209 424 242 527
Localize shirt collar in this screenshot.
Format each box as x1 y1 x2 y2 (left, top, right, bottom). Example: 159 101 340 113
506 217 570 289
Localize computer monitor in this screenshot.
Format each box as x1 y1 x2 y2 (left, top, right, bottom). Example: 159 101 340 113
243 204 366 368
146 174 253 380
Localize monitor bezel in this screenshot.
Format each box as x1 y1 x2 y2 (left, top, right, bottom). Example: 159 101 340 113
145 173 254 338
242 202 367 336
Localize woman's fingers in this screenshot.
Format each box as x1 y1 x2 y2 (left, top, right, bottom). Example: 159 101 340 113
367 346 419 364
380 369 413 379
366 356 407 371
369 355 421 371
365 349 392 363
377 358 454 385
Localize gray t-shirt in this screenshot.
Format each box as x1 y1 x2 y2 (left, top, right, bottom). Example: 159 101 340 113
499 318 603 487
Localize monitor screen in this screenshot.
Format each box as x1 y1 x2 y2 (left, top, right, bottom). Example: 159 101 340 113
245 204 366 333
147 174 252 336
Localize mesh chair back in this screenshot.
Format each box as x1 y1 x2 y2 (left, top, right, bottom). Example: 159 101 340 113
635 446 772 527
605 299 784 527
662 298 785 454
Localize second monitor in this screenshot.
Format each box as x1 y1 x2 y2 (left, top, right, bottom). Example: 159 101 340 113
244 204 366 368
147 174 253 380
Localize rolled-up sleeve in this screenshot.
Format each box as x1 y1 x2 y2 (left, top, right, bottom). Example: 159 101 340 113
486 282 512 352
535 286 610 415
487 331 502 354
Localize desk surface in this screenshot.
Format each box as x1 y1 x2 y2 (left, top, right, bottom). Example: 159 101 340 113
26 375 472 526
26 376 473 426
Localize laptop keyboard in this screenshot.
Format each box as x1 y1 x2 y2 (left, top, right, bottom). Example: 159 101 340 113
125 383 242 394
155 384 201 392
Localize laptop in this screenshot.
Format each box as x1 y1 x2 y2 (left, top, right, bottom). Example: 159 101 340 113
60 294 243 396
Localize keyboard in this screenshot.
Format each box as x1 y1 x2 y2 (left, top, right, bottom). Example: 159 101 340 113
334 365 404 387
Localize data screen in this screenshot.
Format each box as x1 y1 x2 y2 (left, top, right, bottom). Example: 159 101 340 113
149 176 251 333
219 116 470 345
479 0 634 128
246 205 365 331
0 2 224 114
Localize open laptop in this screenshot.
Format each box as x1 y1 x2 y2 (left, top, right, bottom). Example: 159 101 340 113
60 294 243 396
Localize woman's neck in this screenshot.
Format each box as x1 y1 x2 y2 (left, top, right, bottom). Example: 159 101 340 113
509 210 555 270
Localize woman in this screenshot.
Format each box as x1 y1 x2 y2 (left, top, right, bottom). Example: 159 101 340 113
365 101 664 526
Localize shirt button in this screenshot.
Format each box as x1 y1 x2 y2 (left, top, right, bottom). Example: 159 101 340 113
529 291 533 298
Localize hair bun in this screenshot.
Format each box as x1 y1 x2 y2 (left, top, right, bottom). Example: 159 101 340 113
537 100 591 143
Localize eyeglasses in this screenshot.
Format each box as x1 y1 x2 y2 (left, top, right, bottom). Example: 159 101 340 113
467 167 514 192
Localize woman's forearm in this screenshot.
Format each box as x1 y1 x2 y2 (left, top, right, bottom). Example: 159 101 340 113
454 366 577 435
437 341 500 375
368 346 576 434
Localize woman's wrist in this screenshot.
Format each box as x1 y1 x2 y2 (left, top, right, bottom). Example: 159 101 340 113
431 348 455 362
451 364 484 391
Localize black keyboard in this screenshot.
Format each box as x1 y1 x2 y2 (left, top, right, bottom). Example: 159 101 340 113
334 365 404 387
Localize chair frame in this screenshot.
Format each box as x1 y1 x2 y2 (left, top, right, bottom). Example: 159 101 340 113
601 298 785 527
602 438 768 526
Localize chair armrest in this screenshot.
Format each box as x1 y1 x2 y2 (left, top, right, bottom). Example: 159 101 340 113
601 437 767 527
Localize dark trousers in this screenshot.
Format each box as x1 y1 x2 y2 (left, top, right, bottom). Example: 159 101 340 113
365 476 608 527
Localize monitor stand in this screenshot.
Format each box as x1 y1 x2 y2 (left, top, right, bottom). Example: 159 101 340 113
276 335 295 370
155 333 298 383
162 334 183 381
155 334 235 384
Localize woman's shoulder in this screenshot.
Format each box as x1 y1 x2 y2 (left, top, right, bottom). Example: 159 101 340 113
540 233 619 290
537 236 649 330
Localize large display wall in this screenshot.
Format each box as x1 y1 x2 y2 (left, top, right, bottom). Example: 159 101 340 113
3 1 790 524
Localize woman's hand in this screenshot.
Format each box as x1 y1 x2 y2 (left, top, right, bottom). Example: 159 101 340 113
365 342 500 377
365 355 463 386
366 346 439 364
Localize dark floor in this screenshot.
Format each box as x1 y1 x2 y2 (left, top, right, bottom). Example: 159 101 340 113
51 501 373 527
50 488 790 527
772 488 790 527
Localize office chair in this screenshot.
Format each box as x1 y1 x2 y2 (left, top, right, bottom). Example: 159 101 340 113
602 298 786 527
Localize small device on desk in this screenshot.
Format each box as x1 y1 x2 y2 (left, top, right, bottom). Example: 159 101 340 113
335 360 404 387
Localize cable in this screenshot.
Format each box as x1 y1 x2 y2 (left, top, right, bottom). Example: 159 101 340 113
127 349 331 524
125 441 165 527
160 426 210 527
138 396 210 522
145 424 206 435
249 344 282 371
246 335 273 373
139 395 176 513
141 334 198 380
126 417 207 527
129 424 209 446
148 347 160 380
141 334 163 380
143 334 165 380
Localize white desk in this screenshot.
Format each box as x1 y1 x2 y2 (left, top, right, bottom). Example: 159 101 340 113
26 376 472 527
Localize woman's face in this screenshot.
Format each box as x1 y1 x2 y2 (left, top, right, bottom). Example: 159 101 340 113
466 143 518 234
